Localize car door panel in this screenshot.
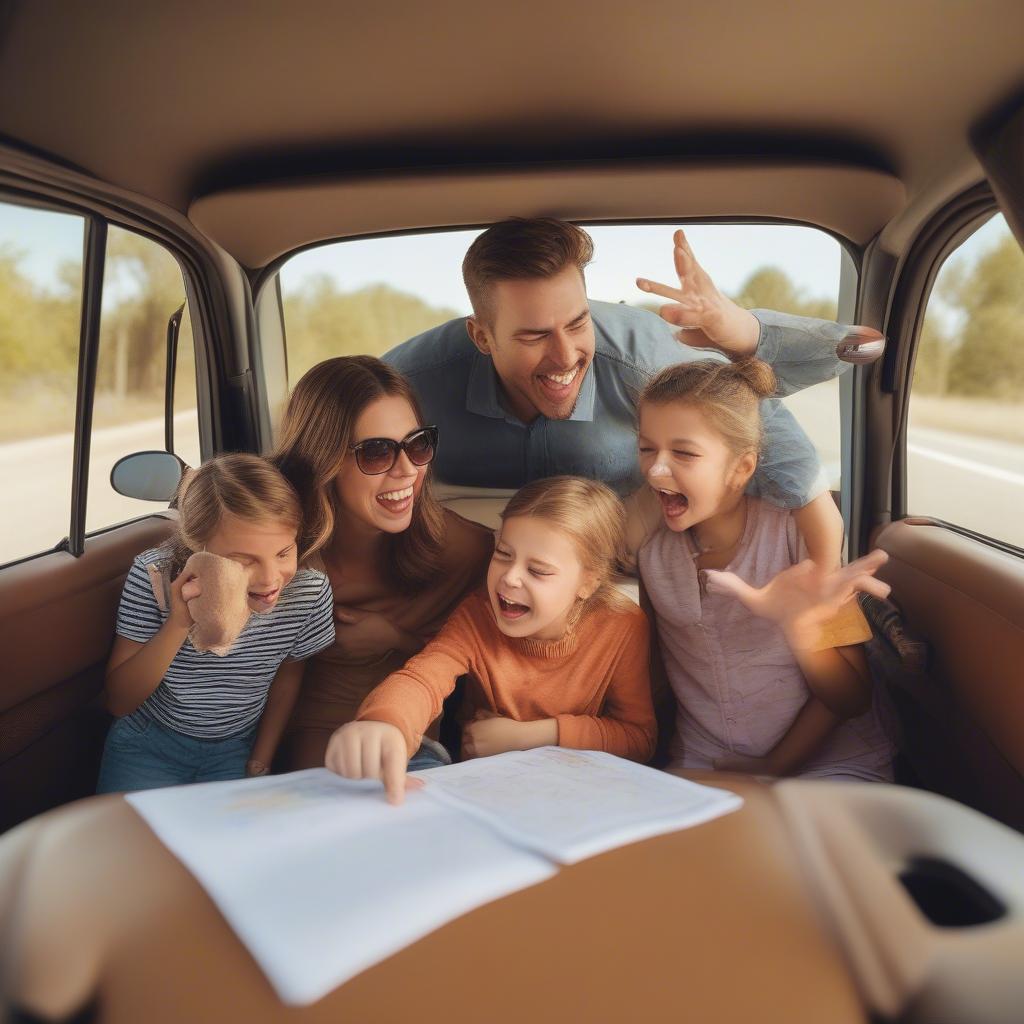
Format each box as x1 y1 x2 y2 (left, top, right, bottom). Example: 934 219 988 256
0 514 176 831
875 519 1024 829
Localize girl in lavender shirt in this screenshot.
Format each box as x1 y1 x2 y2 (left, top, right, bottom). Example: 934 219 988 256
636 358 895 781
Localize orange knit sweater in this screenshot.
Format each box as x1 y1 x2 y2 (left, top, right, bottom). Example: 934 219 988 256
357 589 657 763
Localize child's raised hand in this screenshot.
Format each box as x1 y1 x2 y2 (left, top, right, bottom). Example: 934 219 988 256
324 720 420 805
705 550 891 649
168 569 200 631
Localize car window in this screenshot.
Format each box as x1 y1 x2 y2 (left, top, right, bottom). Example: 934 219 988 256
279 223 844 486
907 213 1024 549
86 226 201 534
0 199 84 566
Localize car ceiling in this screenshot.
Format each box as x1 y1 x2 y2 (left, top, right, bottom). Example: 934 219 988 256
1 0 1022 267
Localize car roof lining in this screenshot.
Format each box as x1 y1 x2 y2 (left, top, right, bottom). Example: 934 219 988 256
192 161 906 271
1 2 1023 267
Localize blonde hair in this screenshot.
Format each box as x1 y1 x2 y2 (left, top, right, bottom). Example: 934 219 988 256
500 476 629 610
272 355 446 589
167 453 303 572
639 358 777 457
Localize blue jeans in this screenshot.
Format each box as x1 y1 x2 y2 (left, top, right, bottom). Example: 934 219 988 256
408 736 451 772
96 715 257 794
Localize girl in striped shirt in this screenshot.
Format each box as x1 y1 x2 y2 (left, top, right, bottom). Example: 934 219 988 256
96 454 335 794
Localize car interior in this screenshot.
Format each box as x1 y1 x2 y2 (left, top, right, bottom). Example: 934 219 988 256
1 3 1023 1022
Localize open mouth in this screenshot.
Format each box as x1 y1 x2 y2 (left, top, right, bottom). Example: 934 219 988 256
248 586 280 610
654 487 689 519
376 485 414 514
537 362 582 399
496 593 531 619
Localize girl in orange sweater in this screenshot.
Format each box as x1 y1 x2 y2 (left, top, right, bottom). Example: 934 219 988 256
324 476 657 803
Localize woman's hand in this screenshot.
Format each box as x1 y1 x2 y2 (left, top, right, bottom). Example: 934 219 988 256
324 720 421 805
635 228 760 356
462 713 557 759
332 607 407 661
705 550 891 650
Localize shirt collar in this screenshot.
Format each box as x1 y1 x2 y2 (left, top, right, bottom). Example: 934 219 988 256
466 352 597 424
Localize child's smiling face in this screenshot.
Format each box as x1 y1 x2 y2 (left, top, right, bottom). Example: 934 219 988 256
205 512 299 612
486 516 595 641
638 400 756 533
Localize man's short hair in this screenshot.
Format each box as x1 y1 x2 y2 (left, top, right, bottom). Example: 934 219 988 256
462 218 594 324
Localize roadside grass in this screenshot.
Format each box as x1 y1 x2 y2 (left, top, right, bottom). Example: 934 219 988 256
1 387 1020 448
908 394 1024 446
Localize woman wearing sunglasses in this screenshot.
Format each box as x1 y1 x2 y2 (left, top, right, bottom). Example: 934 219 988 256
271 356 494 771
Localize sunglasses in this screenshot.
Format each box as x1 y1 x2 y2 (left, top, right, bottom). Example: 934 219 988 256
348 425 439 476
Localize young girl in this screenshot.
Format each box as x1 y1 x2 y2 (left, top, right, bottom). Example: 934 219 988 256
96 453 335 793
636 358 894 781
324 476 657 803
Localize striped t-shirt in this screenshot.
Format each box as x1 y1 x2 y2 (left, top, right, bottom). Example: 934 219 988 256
116 547 335 739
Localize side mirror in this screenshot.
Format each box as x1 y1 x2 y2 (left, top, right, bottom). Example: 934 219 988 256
836 326 886 364
110 451 185 502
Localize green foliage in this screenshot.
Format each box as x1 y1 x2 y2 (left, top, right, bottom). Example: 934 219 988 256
0 244 81 386
283 277 458 383
944 234 1024 400
733 266 838 321
96 227 187 397
913 317 954 396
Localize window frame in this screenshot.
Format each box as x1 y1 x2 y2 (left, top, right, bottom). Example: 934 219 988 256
0 187 218 568
263 215 859 520
888 185 1024 559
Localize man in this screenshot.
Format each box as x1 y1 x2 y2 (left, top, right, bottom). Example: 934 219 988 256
384 218 856 557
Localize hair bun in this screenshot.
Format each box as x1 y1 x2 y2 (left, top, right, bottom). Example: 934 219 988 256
733 358 777 398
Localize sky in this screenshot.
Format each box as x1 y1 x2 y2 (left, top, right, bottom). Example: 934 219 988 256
0 198 1011 319
279 223 845 314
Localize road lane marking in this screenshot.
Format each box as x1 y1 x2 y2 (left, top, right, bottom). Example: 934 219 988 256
907 443 1024 487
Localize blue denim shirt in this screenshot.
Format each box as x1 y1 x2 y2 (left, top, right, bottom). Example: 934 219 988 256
383 302 849 506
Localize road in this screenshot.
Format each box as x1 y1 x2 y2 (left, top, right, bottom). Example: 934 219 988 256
1 391 1021 565
1 414 200 565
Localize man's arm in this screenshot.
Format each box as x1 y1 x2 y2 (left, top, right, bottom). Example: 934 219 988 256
636 228 857 395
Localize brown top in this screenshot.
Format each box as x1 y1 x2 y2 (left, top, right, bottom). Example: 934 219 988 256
358 590 657 763
284 509 493 766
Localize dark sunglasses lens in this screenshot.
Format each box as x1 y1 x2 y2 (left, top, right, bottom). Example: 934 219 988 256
356 439 396 474
405 430 436 465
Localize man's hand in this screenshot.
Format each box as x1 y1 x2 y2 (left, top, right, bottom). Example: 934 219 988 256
324 720 421 805
462 713 556 759
704 550 891 650
636 228 760 356
332 607 407 661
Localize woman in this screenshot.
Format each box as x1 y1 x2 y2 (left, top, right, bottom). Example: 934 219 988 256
272 356 494 770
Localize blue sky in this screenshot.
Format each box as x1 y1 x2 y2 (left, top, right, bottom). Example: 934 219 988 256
0 198 1010 322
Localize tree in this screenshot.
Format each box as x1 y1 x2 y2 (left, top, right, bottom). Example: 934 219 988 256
945 233 1024 400
733 266 837 321
283 277 458 383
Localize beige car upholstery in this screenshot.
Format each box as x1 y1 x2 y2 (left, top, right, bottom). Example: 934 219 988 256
6 773 1024 1024
0 515 176 831
1 774 866 1024
874 520 1024 830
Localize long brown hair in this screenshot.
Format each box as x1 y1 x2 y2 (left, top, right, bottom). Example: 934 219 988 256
500 476 630 611
166 453 304 573
272 355 446 588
